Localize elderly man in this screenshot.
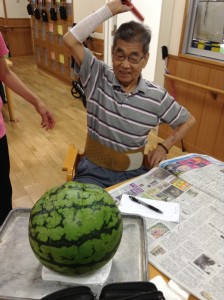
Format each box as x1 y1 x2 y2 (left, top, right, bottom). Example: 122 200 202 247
63 0 195 188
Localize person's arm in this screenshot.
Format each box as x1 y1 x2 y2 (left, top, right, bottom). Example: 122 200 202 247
147 114 196 168
0 57 55 129
63 0 131 67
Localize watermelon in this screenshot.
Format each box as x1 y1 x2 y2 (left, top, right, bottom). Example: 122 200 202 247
28 181 123 275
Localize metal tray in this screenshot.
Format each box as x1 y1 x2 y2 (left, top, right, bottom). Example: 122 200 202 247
0 208 148 300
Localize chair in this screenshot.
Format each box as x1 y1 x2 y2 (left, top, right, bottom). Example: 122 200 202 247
62 144 83 182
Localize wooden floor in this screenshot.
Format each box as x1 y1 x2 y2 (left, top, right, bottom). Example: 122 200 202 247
3 55 186 209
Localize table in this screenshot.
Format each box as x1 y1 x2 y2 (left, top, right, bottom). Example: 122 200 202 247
5 58 16 122
106 184 198 300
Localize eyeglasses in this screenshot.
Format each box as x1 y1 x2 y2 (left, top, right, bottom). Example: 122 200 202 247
112 51 144 64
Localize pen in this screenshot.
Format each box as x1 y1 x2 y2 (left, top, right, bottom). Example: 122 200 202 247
129 195 163 214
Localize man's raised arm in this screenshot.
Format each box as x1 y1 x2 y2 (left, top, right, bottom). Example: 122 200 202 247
63 0 131 66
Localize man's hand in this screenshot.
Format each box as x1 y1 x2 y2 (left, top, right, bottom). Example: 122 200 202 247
107 0 132 16
147 114 196 169
147 145 168 169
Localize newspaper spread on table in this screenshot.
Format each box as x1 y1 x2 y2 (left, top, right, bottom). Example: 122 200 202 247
159 153 224 203
109 154 224 300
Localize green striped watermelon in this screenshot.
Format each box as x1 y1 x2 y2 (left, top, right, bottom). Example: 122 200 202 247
28 181 123 275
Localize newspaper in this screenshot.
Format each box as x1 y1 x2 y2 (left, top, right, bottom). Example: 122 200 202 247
160 153 224 203
109 154 224 300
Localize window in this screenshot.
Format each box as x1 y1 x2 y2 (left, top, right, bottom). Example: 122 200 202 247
182 0 224 61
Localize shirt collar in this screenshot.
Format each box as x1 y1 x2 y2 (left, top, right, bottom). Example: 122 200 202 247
112 74 147 94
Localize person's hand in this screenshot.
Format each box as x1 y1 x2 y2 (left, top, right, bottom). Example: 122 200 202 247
35 101 56 130
147 145 168 169
107 0 132 16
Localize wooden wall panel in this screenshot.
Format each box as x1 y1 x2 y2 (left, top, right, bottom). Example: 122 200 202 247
196 69 224 155
186 65 210 147
213 97 224 160
0 19 33 56
196 92 223 154
85 38 104 61
159 55 224 161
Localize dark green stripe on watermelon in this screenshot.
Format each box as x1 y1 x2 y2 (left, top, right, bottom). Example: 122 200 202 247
28 182 123 275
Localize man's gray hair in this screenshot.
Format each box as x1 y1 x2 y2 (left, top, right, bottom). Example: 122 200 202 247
113 21 152 54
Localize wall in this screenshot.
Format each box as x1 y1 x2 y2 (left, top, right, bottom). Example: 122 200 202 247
168 0 186 56
73 0 105 22
155 0 186 85
159 54 224 160
153 0 175 85
0 0 32 56
4 0 28 18
0 0 5 18
158 0 224 160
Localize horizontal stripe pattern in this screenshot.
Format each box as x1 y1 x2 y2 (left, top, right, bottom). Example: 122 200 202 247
74 48 189 151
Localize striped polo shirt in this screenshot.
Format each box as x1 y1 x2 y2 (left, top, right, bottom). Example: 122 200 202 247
73 48 189 152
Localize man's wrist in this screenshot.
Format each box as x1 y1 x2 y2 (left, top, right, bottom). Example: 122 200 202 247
106 2 118 16
157 142 169 154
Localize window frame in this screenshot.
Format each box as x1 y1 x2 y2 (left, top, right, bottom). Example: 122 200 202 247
182 0 224 62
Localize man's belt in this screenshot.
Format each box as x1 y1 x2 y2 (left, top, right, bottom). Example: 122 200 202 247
84 135 145 171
